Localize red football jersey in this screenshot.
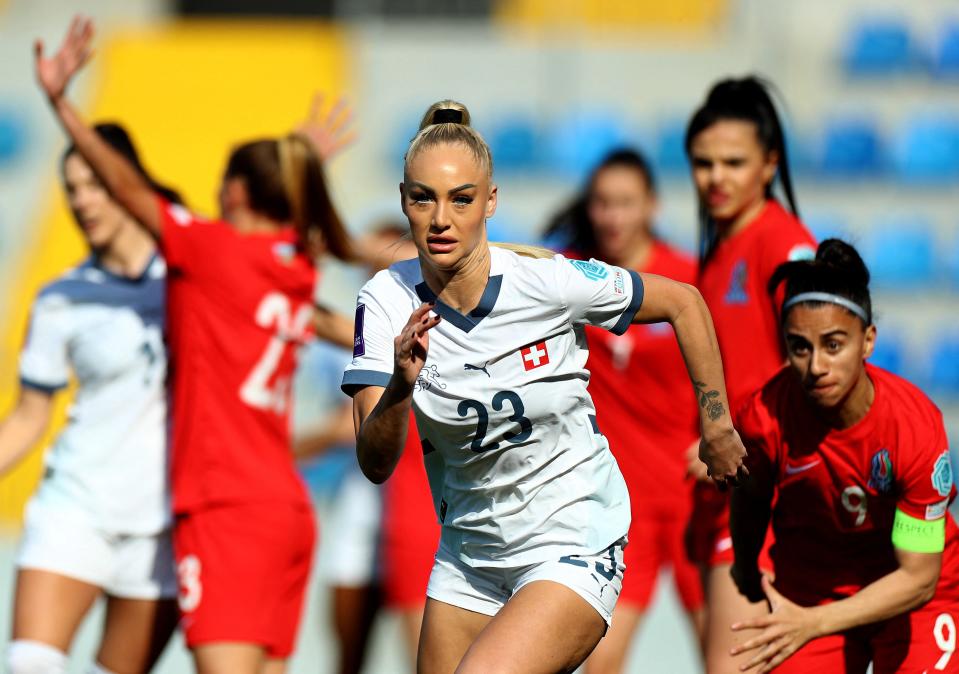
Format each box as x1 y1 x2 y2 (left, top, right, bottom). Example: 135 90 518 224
738 364 959 607
159 198 317 513
697 200 816 412
583 241 699 514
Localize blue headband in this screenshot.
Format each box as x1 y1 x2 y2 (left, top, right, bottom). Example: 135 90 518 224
782 292 869 323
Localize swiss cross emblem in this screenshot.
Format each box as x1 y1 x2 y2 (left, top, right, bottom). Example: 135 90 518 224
520 341 549 370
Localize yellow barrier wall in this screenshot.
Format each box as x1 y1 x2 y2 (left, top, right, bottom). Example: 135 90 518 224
0 19 348 526
496 0 728 30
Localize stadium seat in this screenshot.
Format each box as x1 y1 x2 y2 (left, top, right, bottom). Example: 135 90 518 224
0 107 26 167
548 109 629 179
926 334 959 398
816 118 884 178
802 212 849 243
841 18 917 77
861 222 937 289
653 118 689 176
932 21 959 80
869 329 905 376
890 114 959 184
488 117 541 172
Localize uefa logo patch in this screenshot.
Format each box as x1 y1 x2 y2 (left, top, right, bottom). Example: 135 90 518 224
569 259 608 281
932 451 954 498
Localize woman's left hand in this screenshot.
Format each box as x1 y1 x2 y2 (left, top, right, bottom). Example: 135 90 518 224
700 426 748 488
730 575 822 672
297 92 357 161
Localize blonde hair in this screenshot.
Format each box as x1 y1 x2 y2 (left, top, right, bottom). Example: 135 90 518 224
490 242 555 260
404 100 493 178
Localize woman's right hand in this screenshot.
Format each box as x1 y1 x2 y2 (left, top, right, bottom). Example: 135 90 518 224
393 303 440 388
35 15 95 102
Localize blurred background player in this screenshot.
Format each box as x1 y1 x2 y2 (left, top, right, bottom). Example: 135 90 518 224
730 239 959 674
344 99 745 674
544 147 705 673
0 123 180 673
35 16 359 674
683 75 817 674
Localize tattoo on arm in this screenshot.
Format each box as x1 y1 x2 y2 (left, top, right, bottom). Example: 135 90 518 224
694 380 726 421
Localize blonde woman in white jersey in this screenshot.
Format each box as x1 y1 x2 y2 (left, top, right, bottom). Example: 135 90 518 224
342 101 747 674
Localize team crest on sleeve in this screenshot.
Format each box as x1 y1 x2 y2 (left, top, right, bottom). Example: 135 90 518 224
352 304 366 357
569 259 608 281
868 448 893 494
520 341 550 371
932 450 954 497
168 203 193 227
788 244 816 262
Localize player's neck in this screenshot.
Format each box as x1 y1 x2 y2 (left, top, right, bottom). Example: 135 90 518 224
820 369 875 430
95 223 156 278
421 244 492 314
717 198 767 241
228 208 285 236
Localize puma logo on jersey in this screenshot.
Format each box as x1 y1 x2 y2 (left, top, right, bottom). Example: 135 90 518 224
785 459 821 475
464 362 491 377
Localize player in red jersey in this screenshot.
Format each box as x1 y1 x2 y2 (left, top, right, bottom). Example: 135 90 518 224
683 76 817 673
545 148 705 672
36 17 357 673
730 239 959 673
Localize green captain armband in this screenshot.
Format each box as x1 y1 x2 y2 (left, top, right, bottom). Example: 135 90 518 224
892 508 946 553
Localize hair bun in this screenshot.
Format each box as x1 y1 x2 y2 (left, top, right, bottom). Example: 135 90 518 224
418 100 471 131
816 238 870 287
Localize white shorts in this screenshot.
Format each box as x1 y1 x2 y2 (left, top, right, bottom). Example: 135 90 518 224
426 537 627 626
317 466 382 587
16 500 177 600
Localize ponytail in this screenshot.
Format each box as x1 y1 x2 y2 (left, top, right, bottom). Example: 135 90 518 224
685 76 799 263
226 135 354 261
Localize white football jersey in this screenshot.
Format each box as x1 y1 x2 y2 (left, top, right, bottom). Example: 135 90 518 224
343 247 641 568
19 255 169 534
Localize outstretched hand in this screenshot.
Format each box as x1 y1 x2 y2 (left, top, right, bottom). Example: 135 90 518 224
296 93 357 162
394 303 440 388
730 575 821 672
35 15 95 102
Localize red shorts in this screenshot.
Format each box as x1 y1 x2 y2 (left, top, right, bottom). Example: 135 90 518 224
174 502 316 658
621 513 704 612
688 482 774 569
772 599 959 674
380 423 440 609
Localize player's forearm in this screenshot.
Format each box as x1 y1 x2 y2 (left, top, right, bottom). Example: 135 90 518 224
810 566 939 637
355 376 413 483
669 284 733 437
0 395 52 476
49 97 159 237
312 304 355 350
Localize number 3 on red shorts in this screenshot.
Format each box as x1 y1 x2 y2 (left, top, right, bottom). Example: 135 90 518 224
935 612 956 671
177 554 203 613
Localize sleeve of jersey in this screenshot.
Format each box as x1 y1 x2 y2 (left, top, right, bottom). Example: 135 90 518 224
156 195 213 272
341 281 397 396
896 418 955 524
18 293 71 393
555 255 644 335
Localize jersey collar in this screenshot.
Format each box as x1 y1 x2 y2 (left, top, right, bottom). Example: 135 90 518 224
414 274 503 333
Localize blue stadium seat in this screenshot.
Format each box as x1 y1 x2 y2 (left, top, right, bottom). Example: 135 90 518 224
802 212 848 243
548 110 629 179
890 114 959 184
816 118 884 178
932 21 959 80
488 117 540 172
653 118 689 176
861 223 937 289
869 329 905 376
927 334 959 397
0 107 26 167
842 18 917 77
